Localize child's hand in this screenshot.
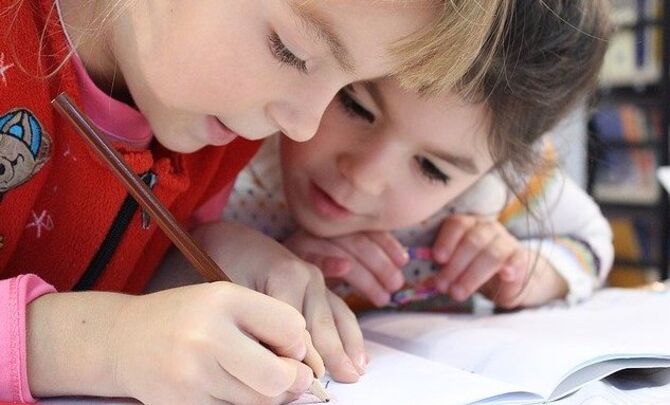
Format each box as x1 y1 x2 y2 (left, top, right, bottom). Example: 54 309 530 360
284 230 408 307
195 222 367 382
432 215 567 308
118 283 319 404
27 284 316 404
478 249 569 308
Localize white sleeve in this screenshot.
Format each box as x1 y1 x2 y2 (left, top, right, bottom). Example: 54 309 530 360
501 166 614 303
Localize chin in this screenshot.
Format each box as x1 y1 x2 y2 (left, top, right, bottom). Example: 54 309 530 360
297 216 360 239
153 132 204 153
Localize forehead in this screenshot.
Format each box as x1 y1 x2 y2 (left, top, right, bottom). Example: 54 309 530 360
379 79 493 164
292 0 437 79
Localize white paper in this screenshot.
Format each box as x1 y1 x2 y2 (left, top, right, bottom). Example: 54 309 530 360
359 289 670 402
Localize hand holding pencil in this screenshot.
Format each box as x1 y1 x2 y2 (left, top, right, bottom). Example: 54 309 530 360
53 93 335 403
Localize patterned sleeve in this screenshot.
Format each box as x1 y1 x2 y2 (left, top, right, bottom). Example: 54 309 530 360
498 144 614 304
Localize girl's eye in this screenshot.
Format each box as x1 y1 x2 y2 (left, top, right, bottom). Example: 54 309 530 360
268 32 308 74
337 87 375 123
414 156 450 185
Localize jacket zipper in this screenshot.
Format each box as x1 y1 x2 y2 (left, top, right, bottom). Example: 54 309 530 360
73 171 157 291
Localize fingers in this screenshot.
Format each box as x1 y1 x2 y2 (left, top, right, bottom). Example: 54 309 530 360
319 256 352 277
366 231 409 267
434 220 498 292
284 230 404 307
240 276 327 380
328 290 368 373
207 354 309 405
232 286 309 362
433 215 477 263
219 324 310 397
263 266 309 321
302 330 326 378
332 233 405 293
482 249 530 309
303 280 361 383
285 231 352 279
448 232 517 301
340 261 393 307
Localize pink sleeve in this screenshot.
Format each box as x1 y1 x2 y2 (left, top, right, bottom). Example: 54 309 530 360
189 183 234 229
0 275 56 403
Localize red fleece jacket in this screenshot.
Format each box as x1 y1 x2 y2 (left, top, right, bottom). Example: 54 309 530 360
0 0 260 293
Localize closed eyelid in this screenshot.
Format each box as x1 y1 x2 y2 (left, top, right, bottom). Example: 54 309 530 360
286 1 355 74
432 152 479 175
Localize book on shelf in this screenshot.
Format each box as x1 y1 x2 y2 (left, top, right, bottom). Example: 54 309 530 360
609 0 661 26
592 103 662 142
610 215 657 263
592 148 659 203
599 27 662 88
322 289 670 405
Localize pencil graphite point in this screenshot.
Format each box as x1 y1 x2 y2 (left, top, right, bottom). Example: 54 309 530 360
309 379 330 403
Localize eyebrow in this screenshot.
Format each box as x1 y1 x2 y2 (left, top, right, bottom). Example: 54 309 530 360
288 2 356 74
432 150 479 175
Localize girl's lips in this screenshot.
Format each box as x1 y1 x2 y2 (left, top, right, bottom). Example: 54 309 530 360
308 182 352 220
205 116 239 146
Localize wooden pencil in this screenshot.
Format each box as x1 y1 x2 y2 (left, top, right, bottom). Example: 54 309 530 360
52 92 329 402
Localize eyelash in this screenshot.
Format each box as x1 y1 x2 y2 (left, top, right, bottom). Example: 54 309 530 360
268 32 308 74
414 156 449 185
337 87 375 123
338 89 449 185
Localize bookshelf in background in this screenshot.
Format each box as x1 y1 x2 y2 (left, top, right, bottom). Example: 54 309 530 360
587 0 669 284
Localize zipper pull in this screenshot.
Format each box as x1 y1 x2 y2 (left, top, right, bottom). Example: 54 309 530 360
140 171 158 230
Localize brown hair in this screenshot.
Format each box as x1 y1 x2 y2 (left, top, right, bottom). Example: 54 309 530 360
391 0 512 95
466 0 611 297
465 0 611 183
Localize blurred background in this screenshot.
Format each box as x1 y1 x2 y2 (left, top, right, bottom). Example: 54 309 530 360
553 0 669 288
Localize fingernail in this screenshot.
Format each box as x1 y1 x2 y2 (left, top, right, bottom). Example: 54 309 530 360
450 286 465 302
344 357 360 377
376 293 391 307
355 354 368 374
392 272 405 290
434 248 449 263
398 249 410 266
437 280 449 293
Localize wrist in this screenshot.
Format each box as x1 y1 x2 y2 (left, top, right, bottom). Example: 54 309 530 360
27 291 134 398
524 257 568 306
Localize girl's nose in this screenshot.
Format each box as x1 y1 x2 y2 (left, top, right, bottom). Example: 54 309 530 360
336 145 391 197
266 85 337 142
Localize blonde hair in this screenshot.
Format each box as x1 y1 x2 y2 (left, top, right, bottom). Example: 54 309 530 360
1 0 131 78
7 0 507 94
391 0 512 96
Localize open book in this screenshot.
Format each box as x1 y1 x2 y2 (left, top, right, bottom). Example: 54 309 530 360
317 288 670 404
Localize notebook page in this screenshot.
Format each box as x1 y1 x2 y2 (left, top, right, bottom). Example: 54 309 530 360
360 289 670 399
297 340 535 405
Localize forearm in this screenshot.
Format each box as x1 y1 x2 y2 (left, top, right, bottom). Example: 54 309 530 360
147 222 253 293
147 246 205 292
27 291 134 398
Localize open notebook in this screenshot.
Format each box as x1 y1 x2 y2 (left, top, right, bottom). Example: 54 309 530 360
312 288 670 405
